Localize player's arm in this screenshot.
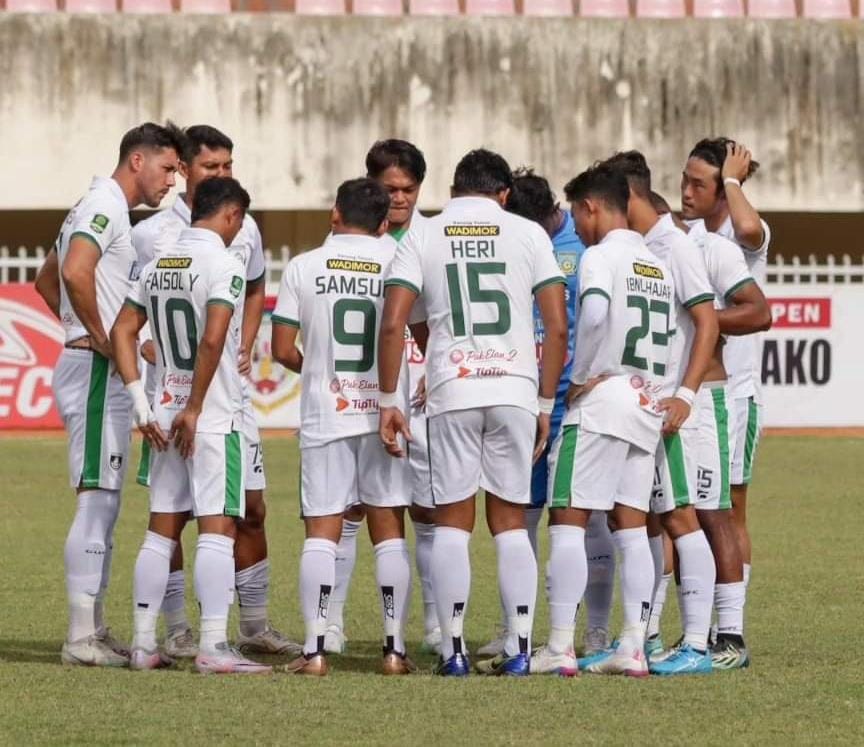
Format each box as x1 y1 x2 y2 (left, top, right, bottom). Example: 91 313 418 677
34 247 61 319
239 275 266 375
271 321 303 373
717 280 772 335
534 280 567 460
567 290 609 402
61 236 112 358
408 322 429 356
721 143 765 251
378 284 416 457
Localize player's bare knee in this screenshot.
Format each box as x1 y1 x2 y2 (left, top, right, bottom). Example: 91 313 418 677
409 503 435 525
240 491 267 530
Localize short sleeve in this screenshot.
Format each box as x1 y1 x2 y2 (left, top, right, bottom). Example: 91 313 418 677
245 219 266 283
272 259 301 328
384 224 424 296
124 266 150 315
711 236 754 302
208 256 245 310
69 201 120 254
671 237 714 309
578 247 613 302
531 227 566 294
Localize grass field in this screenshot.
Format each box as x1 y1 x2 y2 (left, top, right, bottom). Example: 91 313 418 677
1 435 862 746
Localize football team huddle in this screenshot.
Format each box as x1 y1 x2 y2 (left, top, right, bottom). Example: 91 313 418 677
35 123 771 678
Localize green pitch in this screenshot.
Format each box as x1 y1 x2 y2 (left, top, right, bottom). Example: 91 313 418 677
1 435 861 745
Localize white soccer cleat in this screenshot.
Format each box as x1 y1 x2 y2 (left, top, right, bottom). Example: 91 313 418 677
420 627 443 655
195 644 272 675
96 628 131 658
583 627 610 655
584 645 649 678
529 645 579 677
323 624 347 655
236 625 303 657
130 647 175 671
164 627 199 659
61 636 129 668
477 627 507 657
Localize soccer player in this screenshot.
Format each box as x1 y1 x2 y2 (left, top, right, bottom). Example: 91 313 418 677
682 139 770 654
537 163 674 677
378 149 568 677
41 122 183 667
112 176 270 674
271 178 414 676
600 152 720 675
132 125 298 659
324 140 439 655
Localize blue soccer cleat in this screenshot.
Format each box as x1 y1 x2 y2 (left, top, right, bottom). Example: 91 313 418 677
435 653 471 677
577 639 619 671
644 635 664 661
649 643 713 676
494 653 531 677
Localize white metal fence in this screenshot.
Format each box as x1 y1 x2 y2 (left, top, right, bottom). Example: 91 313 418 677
2 245 862 292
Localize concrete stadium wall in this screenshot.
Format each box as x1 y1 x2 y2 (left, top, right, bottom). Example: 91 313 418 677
1 15 862 211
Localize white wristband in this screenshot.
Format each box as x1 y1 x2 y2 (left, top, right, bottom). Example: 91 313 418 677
126 379 153 427
538 397 555 415
378 391 400 409
674 386 697 407
723 177 742 188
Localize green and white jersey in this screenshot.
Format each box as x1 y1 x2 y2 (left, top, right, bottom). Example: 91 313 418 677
273 233 406 448
55 176 137 344
127 227 246 434
644 213 714 403
566 229 675 453
385 196 565 418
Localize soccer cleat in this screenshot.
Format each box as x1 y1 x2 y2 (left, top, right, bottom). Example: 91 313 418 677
650 636 683 664
130 647 175 671
435 653 471 677
644 634 664 660
96 628 131 659
577 639 619 670
282 652 329 676
323 624 347 655
529 645 579 677
382 649 417 675
236 625 303 657
583 645 648 677
481 652 530 677
61 636 129 668
476 627 507 657
164 627 198 659
419 627 443 655
649 643 713 676
195 644 272 675
710 635 750 670
583 627 610 656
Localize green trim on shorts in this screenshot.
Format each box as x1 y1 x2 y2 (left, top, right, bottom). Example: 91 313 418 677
663 432 691 508
550 425 579 509
224 431 243 517
136 439 151 487
742 397 759 484
712 388 731 510
81 352 109 488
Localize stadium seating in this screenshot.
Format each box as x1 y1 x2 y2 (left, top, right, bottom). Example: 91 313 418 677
65 0 118 10
747 0 797 17
408 0 460 13
352 0 404 14
802 0 852 17
692 0 744 17
294 0 347 13
5 0 58 10
522 0 573 14
121 0 173 11
180 0 231 11
578 0 629 17
465 0 516 14
635 0 685 17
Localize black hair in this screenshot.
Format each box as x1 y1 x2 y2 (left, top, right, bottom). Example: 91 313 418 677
365 139 427 184
505 168 557 224
335 177 391 234
603 151 652 197
563 163 630 215
649 191 672 215
688 137 760 188
183 125 234 164
118 121 186 163
452 149 513 197
191 177 251 223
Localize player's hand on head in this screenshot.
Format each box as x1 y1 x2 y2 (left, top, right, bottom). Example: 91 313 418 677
533 412 550 464
379 407 411 458
722 142 751 183
658 396 690 435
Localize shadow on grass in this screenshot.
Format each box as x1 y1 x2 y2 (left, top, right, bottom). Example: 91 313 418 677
0 638 63 665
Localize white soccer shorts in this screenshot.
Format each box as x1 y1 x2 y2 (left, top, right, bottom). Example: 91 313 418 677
53 349 132 491
300 432 409 518
408 406 434 509
240 399 266 492
547 425 654 513
694 383 733 511
149 430 246 518
427 406 536 506
730 395 762 486
651 426 699 514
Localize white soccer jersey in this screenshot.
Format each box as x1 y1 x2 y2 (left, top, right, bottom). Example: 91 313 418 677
127 227 246 434
565 229 676 453
644 213 714 400
55 176 138 344
273 233 407 449
385 196 565 418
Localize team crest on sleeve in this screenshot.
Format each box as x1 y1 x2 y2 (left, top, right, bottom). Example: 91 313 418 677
90 214 110 234
230 276 244 298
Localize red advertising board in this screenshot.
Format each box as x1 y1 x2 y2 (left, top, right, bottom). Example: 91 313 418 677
770 298 831 328
0 284 64 429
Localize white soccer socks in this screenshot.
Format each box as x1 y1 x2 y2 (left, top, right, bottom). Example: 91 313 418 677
299 538 337 655
547 525 587 655
432 526 471 660
412 521 438 637
132 531 176 651
194 533 236 655
585 512 616 633
647 533 669 640
162 570 189 636
715 581 746 638
674 530 716 651
612 527 654 653
495 529 537 659
236 559 270 638
329 519 361 633
524 506 544 559
63 489 120 642
374 538 412 655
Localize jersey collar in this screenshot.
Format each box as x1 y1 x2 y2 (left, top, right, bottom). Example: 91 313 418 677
178 226 225 248
90 176 128 210
644 212 676 245
600 228 644 246
445 196 504 212
325 233 385 250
